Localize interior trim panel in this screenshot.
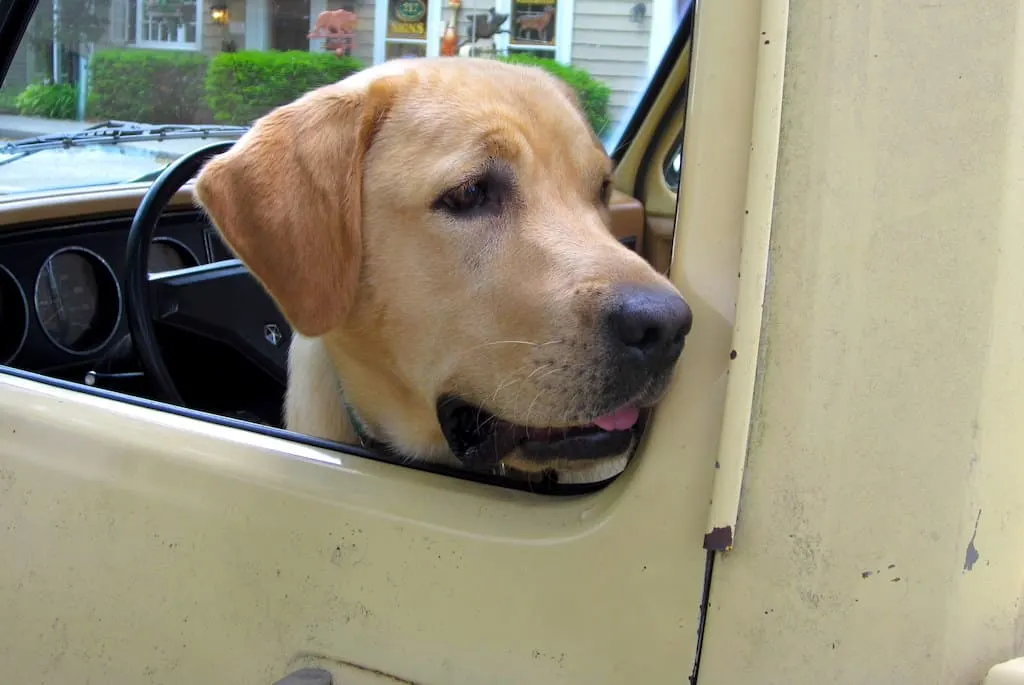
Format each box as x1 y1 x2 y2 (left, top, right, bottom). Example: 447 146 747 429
0 208 230 373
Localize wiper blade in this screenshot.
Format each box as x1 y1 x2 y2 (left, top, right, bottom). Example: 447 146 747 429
0 120 249 155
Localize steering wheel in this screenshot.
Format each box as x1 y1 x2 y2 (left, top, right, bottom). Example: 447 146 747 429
124 141 292 406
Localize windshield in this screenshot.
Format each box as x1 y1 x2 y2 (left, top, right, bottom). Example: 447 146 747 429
1 0 686 196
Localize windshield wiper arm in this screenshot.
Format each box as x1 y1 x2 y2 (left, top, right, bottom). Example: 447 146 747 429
0 120 249 156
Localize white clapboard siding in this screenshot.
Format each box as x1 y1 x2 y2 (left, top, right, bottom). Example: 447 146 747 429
107 0 128 45
4 42 30 91
354 0 376 64
570 0 652 126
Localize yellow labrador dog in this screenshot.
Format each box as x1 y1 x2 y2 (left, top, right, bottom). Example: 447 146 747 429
195 57 691 485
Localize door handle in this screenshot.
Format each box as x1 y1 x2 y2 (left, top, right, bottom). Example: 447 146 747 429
985 657 1024 684
273 668 333 685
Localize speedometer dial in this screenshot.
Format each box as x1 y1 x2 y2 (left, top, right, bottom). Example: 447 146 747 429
149 238 198 274
0 264 28 365
34 247 121 354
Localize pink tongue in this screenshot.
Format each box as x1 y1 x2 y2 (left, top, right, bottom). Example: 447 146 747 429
592 406 640 431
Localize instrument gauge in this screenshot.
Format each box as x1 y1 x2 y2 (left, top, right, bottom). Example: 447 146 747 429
149 238 199 274
34 247 121 355
0 265 29 365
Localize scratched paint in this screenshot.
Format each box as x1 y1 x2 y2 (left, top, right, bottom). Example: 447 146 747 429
963 509 982 572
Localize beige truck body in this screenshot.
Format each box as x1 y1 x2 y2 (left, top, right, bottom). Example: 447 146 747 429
2 0 1024 682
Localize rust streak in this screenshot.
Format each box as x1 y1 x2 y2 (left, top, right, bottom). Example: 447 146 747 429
703 525 733 551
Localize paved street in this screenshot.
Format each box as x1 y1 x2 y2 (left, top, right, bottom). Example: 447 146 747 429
0 114 242 195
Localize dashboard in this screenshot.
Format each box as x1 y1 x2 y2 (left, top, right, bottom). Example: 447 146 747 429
0 188 645 429
0 186 650 492
0 209 235 375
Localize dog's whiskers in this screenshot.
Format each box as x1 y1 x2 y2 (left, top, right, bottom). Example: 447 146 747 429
457 338 564 361
476 360 547 427
474 413 498 434
561 388 582 431
522 389 548 439
491 361 546 399
533 365 563 383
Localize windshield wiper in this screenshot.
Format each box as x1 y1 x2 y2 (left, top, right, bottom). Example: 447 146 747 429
0 120 249 158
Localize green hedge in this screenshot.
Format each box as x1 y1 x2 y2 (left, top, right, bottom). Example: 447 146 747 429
76 48 609 135
0 90 18 114
13 82 77 119
205 50 364 125
498 54 612 137
89 48 208 123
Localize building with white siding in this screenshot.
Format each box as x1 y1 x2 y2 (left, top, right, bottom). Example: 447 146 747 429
0 0 685 133
97 0 682 128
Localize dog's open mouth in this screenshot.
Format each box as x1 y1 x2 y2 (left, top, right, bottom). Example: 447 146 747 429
436 395 640 469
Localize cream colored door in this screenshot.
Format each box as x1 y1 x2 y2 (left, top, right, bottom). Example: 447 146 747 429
695 1 1024 684
0 2 775 684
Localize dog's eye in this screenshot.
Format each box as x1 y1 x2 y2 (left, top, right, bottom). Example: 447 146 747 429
439 180 489 214
600 179 613 206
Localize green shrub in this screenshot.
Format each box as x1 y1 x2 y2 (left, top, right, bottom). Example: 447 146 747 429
0 89 22 114
205 51 365 125
498 54 612 136
13 82 77 119
89 48 208 123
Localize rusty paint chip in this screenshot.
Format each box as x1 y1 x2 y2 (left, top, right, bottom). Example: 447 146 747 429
704 525 733 551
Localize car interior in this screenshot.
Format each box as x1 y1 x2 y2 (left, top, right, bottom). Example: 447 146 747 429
0 9 692 495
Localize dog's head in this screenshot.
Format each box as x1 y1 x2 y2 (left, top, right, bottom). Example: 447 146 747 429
195 58 691 481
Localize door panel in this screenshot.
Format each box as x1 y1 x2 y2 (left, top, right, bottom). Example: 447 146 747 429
611 30 692 275
607 189 645 254
0 2 768 681
697 0 1024 682
0 318 718 683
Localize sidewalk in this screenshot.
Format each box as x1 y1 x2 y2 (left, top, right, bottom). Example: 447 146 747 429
0 113 93 139
0 113 240 156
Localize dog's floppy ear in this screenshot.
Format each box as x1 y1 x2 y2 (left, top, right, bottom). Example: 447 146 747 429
194 76 401 337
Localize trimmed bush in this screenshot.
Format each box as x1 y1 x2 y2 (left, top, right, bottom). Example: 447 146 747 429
498 54 612 136
14 82 77 119
89 48 208 123
205 51 364 125
0 89 23 115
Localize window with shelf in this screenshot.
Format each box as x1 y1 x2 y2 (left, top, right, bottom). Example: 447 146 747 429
135 0 203 48
376 0 434 61
508 0 555 56
372 0 571 64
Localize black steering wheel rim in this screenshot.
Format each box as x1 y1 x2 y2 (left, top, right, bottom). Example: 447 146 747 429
124 140 236 406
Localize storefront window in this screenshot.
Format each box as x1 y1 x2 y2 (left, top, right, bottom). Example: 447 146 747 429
137 0 201 48
385 41 426 58
386 0 428 39
379 0 429 60
509 0 555 48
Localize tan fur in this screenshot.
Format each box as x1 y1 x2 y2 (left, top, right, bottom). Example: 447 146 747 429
195 57 683 482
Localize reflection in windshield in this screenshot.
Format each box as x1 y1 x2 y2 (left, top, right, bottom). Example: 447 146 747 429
0 0 687 196
0 146 175 195
0 121 248 194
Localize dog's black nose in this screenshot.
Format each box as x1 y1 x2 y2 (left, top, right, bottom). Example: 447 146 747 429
605 284 692 370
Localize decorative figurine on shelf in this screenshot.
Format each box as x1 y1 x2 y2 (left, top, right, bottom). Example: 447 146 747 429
457 7 509 58
466 7 508 39
515 5 555 43
307 8 359 56
441 19 459 56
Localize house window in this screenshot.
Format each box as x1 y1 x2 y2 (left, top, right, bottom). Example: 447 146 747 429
371 0 572 64
487 0 572 63
507 0 556 57
136 0 203 49
376 0 434 62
